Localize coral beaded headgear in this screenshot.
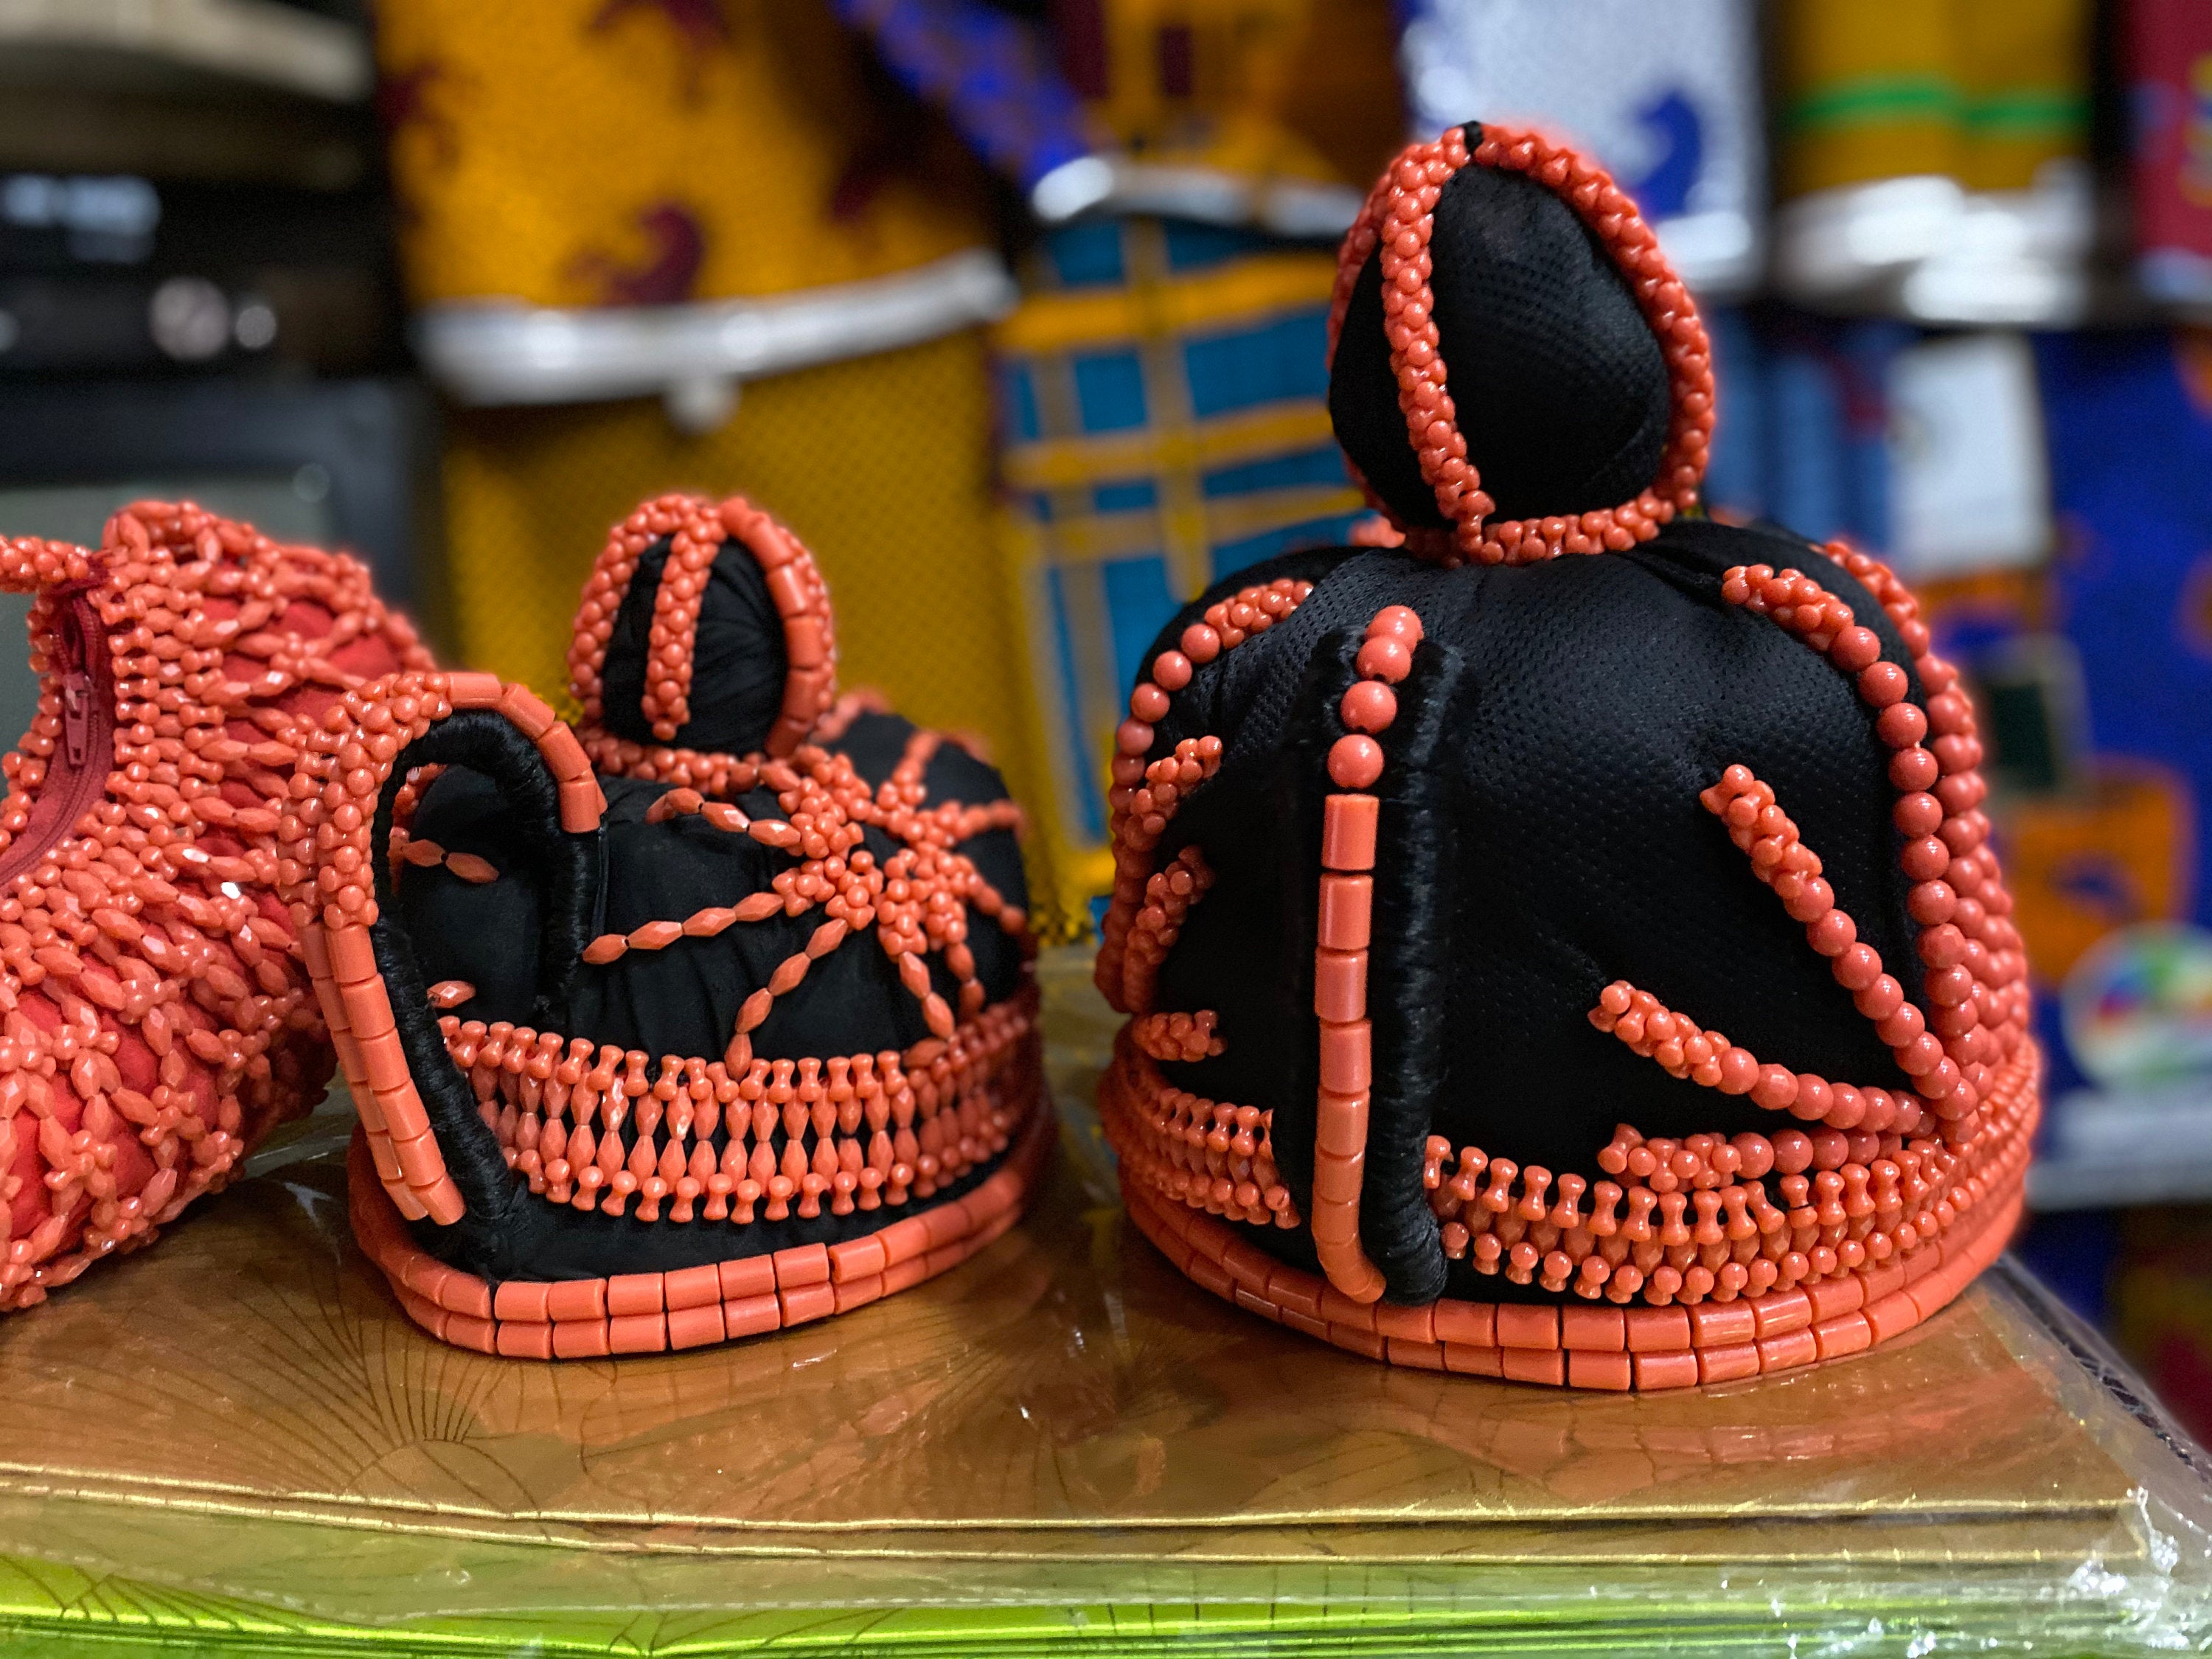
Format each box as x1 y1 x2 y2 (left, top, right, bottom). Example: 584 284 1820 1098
276 490 1046 1359
1325 123 1716 566
1092 124 2037 1390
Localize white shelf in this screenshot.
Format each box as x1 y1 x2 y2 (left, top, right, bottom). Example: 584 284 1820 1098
0 0 369 102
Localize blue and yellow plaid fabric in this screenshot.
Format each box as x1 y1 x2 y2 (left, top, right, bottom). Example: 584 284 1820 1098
995 217 1366 920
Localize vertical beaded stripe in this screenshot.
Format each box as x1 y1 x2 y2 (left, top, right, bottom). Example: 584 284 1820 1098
279 669 596 1222
568 492 837 764
1324 125 1716 568
1308 604 1422 1304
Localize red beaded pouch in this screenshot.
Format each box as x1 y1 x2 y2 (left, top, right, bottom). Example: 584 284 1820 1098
0 503 431 1311
1095 125 2037 1389
283 493 1046 1358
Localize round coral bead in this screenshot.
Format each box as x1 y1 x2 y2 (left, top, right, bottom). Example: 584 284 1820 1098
1771 1130 1814 1174
1907 879 1957 924
1717 1047 1759 1093
1129 684 1170 723
1354 636 1413 683
1901 836 1951 881
1328 734 1385 789
1152 650 1192 692
1180 624 1221 664
1366 605 1425 644
1893 792 1944 837
1858 662 1910 707
1339 681 1398 734
1806 909 1857 956
1875 702 1929 748
1829 626 1882 671
1751 1065 1799 1110
1889 746 1941 791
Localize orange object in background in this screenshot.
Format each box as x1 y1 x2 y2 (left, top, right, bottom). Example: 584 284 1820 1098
2000 762 2197 987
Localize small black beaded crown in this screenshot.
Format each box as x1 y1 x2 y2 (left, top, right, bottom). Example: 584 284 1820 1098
285 492 1047 1359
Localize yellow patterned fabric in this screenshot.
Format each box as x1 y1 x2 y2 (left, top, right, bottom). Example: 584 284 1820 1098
378 2 1060 918
439 327 1052 849
1074 0 1402 195
375 0 991 308
1777 0 2093 197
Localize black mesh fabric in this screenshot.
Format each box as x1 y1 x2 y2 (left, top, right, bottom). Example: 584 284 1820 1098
599 535 790 754
1327 125 1673 528
1143 518 1930 1304
380 707 1029 1281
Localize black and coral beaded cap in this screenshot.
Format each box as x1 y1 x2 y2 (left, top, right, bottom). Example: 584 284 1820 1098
1095 124 2038 1389
282 493 1046 1358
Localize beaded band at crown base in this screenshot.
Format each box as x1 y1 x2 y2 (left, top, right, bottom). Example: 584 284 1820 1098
352 1098 1055 1358
1324 124 1715 568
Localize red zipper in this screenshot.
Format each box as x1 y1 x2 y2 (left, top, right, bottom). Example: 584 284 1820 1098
0 590 115 887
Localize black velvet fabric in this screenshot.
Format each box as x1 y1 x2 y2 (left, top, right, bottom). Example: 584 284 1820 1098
1328 124 1672 528
380 706 1030 1282
600 535 790 756
1144 518 1929 1304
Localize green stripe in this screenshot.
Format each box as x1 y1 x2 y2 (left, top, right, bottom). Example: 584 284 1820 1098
1961 89 2090 134
1788 75 2087 138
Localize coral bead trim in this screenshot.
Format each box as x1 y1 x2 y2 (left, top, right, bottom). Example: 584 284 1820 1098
1111 846 1214 1020
1594 771 1955 1141
568 491 836 762
1418 1038 2033 1307
574 726 1028 1059
281 669 602 1224
1095 575 1314 1014
1324 125 1715 568
347 1093 1056 1359
1308 604 1422 1304
1715 553 2033 1152
0 501 429 1312
1102 1029 1300 1231
283 670 1043 1238
453 988 1037 1225
1128 1008 1222 1063
1123 1158 2022 1389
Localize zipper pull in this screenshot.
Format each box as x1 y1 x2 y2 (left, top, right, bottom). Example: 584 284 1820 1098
62 672 91 768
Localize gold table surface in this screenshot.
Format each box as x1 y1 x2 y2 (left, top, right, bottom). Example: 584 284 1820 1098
0 953 2201 1655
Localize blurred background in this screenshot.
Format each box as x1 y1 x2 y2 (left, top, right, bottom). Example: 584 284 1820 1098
2 0 2209 1420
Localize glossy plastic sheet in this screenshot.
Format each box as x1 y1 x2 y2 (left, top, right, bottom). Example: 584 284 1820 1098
0 954 2202 1655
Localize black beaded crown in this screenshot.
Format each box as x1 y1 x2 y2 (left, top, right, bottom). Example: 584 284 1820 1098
1093 123 2037 1389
